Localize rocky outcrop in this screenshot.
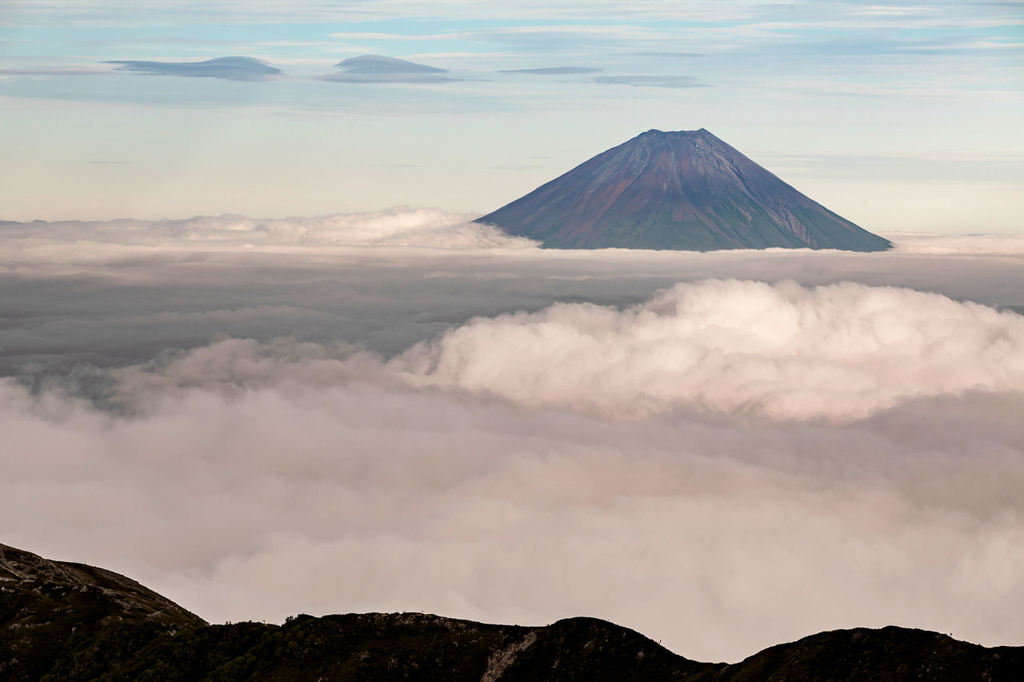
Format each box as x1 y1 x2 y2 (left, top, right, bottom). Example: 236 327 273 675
2 542 1020 681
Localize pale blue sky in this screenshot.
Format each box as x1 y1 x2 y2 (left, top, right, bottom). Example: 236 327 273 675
1 0 1022 232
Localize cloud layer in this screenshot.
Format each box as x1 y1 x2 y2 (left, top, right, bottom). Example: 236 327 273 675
1 211 1023 662
4 277 1024 663
0 208 533 253
3 210 1024 375
3 330 1023 664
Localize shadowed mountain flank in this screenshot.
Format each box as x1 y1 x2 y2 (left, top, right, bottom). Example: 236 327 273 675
476 129 891 252
2 542 1020 681
0 543 205 681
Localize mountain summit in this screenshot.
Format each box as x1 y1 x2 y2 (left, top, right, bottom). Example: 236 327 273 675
476 129 890 251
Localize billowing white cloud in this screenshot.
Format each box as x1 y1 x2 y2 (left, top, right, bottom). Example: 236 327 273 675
392 279 1024 421
108 337 378 410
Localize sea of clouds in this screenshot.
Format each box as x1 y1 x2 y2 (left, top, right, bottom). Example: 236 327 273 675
2 209 1023 661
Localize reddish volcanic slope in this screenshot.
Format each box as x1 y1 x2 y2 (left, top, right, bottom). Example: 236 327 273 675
475 129 890 251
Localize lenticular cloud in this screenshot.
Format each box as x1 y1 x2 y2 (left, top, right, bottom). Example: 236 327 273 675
392 279 1024 421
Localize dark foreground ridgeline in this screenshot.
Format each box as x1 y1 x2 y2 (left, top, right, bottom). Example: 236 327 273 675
476 129 891 252
1 543 1019 681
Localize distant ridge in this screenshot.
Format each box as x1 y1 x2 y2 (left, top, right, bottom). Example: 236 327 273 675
476 129 891 252
3 542 1021 680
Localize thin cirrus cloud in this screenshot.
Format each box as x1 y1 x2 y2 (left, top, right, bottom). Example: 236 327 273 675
321 54 460 83
105 56 283 81
594 74 710 88
0 67 109 76
498 66 602 75
627 51 705 58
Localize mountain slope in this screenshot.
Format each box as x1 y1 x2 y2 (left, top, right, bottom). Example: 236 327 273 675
2 542 1020 681
476 129 891 252
0 543 205 681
